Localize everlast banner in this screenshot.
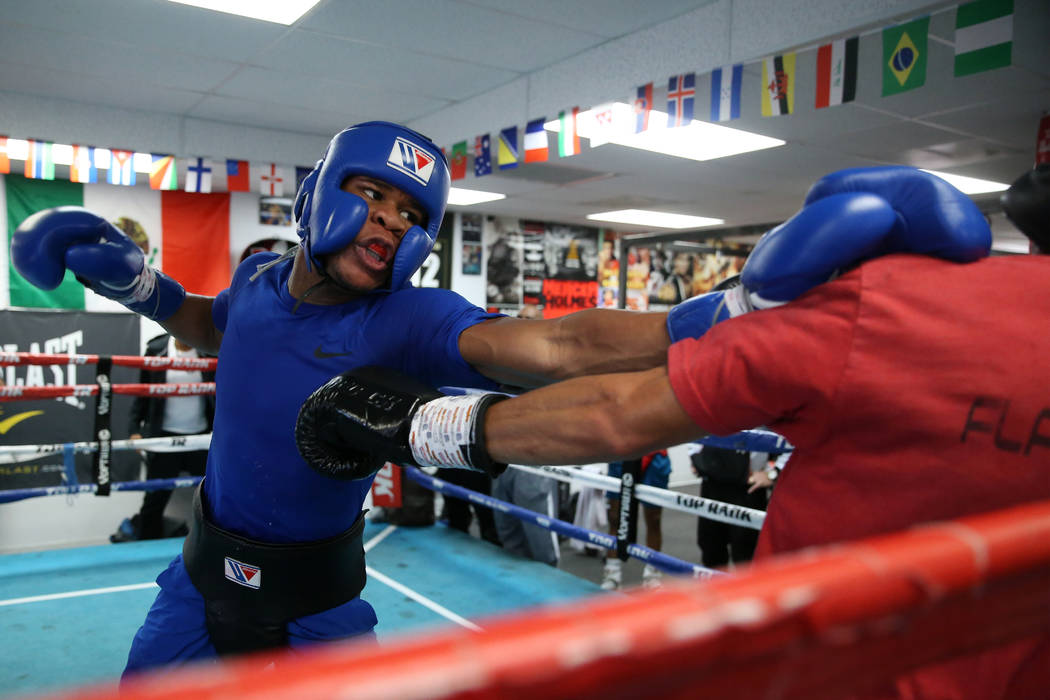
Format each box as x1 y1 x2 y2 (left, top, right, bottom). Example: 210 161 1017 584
0 310 140 491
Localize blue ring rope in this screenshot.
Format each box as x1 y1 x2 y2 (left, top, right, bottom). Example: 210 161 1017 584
0 476 203 504
403 466 723 579
0 441 728 581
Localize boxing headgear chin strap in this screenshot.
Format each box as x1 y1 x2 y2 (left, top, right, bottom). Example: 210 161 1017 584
294 121 451 291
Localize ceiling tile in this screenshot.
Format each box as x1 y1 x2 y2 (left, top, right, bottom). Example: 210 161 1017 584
214 66 451 121
300 0 606 71
0 23 241 92
919 91 1050 152
459 0 719 38
189 95 370 136
5 0 287 62
254 30 519 101
0 64 205 117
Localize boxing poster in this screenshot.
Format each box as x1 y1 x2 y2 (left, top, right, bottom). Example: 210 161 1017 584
625 241 751 311
461 214 482 275
540 224 599 319
625 245 652 311
597 231 621 309
691 242 749 294
484 216 524 313
646 244 689 310
0 310 141 491
521 221 546 307
258 196 293 226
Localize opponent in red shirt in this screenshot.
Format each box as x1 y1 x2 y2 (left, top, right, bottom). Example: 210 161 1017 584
313 165 1050 699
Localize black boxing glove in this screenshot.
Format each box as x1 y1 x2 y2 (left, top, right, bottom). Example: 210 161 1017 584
295 366 508 481
1001 164 1050 253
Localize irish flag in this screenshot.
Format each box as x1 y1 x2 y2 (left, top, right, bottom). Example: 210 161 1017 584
2 174 230 310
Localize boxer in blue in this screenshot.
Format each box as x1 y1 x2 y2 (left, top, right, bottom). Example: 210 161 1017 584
12 124 989 676
11 121 674 675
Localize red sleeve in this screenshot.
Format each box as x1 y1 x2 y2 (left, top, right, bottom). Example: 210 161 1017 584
667 272 862 449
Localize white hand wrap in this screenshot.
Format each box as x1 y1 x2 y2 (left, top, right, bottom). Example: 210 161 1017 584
114 264 157 305
723 284 755 315
408 394 488 469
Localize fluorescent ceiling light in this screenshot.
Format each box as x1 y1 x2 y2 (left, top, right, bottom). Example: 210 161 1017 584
167 0 320 25
587 209 724 230
992 240 1031 254
920 169 1008 195
546 103 784 162
448 187 506 206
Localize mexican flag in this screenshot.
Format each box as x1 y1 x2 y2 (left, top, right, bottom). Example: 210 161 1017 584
2 174 230 310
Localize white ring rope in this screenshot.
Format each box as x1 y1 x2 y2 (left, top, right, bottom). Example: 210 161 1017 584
0 433 213 464
0 434 762 530
508 463 765 530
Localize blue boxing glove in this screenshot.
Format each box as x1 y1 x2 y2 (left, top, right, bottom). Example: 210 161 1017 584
804 166 991 262
667 166 992 342
12 206 185 320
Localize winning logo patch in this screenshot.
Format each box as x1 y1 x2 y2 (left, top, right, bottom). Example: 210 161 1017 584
224 556 262 590
387 137 436 186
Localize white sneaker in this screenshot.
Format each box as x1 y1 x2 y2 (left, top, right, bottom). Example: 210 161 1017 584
600 559 622 591
642 564 663 589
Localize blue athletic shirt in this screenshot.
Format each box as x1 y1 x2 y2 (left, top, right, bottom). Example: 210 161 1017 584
205 252 501 542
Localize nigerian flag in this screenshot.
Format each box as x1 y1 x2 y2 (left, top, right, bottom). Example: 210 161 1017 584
954 0 1013 77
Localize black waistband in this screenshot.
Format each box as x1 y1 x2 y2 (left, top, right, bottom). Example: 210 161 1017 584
182 482 367 624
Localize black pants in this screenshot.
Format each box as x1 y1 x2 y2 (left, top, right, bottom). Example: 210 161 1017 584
436 468 501 546
137 435 208 539
696 480 767 568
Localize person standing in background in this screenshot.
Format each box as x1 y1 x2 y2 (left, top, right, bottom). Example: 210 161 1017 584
435 466 502 546
601 450 671 590
112 334 214 542
689 444 769 568
490 305 560 565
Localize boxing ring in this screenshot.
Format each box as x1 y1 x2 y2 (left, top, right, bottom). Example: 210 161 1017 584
0 352 612 697
2 352 1049 699
9 501 1048 700
0 351 745 697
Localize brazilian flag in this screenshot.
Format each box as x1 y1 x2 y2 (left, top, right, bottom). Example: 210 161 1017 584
882 17 929 96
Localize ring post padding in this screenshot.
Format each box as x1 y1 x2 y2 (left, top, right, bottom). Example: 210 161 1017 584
92 356 113 496
615 458 640 561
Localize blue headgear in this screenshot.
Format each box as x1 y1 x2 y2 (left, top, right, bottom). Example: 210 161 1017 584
294 121 450 290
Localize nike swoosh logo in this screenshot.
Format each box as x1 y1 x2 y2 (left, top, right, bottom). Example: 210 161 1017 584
314 345 353 359
0 410 44 434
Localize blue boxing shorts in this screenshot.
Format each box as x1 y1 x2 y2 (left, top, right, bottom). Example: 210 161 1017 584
122 554 378 680
606 452 671 499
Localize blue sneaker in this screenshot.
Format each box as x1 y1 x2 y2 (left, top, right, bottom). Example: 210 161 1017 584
109 516 140 543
